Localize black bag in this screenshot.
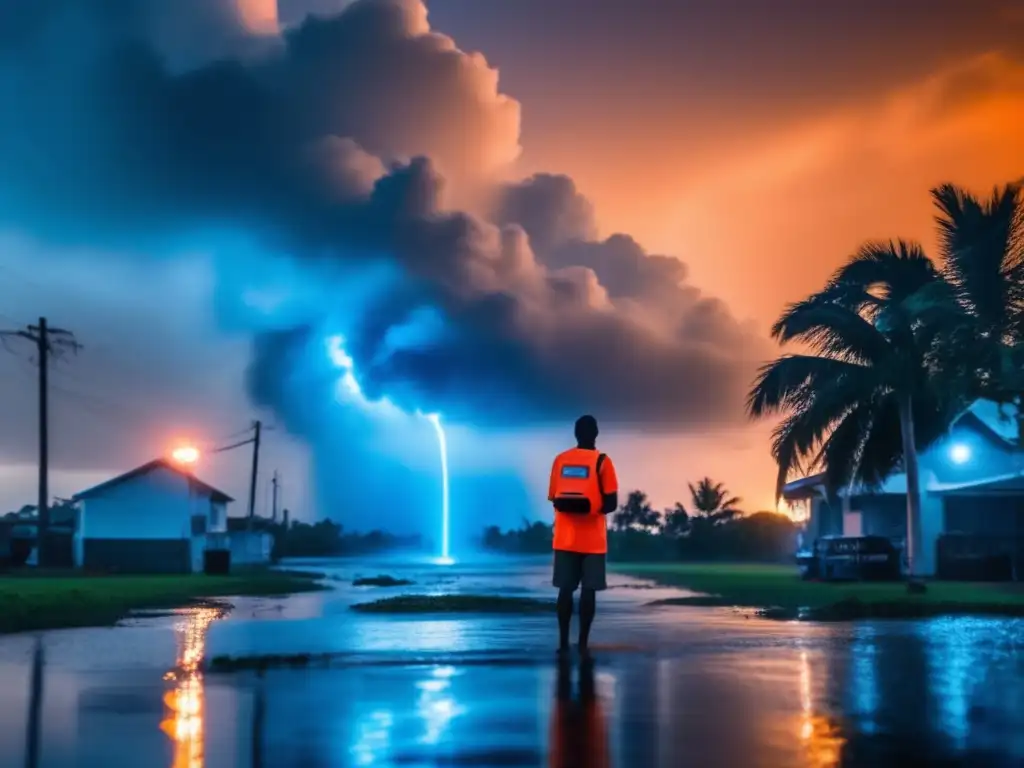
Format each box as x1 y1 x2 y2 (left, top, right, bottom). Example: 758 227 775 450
553 453 606 515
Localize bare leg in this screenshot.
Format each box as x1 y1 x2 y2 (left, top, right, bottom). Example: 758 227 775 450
578 588 596 653
557 587 574 652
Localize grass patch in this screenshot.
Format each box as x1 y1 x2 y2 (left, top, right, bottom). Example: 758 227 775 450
615 562 1024 621
350 594 554 614
0 569 325 634
352 575 415 587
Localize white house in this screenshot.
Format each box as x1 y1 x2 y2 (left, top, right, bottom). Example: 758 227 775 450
784 399 1024 577
71 458 232 574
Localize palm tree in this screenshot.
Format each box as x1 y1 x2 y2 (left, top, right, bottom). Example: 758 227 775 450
613 490 661 532
661 502 690 537
929 183 1024 443
687 478 742 524
747 241 954 580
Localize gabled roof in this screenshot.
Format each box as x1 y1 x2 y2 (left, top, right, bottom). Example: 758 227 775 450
954 399 1020 446
780 473 827 501
73 459 234 503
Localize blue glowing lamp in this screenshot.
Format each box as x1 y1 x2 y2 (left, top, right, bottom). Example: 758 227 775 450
949 442 971 465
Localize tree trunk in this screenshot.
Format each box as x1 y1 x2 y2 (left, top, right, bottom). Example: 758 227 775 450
899 396 923 580
1016 395 1024 452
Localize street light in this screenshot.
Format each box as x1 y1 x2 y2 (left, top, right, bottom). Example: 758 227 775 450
171 445 200 465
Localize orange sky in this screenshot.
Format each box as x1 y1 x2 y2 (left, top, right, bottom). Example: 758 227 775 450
509 47 1024 511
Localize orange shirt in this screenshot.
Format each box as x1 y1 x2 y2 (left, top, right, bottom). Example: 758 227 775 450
548 448 618 554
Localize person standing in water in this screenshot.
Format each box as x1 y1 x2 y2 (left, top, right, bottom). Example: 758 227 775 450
547 415 619 655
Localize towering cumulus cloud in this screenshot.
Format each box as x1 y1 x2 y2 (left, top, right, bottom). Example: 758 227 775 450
0 0 765 433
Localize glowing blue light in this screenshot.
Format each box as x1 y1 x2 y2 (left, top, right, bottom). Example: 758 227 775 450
424 413 452 564
326 333 453 563
949 442 971 465
326 334 399 414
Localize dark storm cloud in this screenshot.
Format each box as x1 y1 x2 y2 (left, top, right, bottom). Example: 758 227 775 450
0 0 765 434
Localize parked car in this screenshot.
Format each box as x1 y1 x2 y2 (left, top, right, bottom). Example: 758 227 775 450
798 535 902 581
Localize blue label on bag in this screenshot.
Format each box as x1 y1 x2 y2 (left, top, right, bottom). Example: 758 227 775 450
561 465 589 479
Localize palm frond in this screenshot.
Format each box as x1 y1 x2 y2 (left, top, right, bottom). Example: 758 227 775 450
770 302 892 364
933 182 1023 338
832 240 939 306
816 400 878 492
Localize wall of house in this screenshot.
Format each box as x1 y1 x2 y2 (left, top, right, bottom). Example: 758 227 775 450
83 539 192 574
80 467 192 540
210 500 227 533
849 494 906 539
230 531 273 566
810 496 842 538
944 495 1024 536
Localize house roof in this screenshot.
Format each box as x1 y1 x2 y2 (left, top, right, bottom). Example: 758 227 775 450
781 399 1021 498
954 399 1020 446
72 458 234 503
780 473 827 501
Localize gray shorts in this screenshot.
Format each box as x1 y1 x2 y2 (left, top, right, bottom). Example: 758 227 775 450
552 549 607 592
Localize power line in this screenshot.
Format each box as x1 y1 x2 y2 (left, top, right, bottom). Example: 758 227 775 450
0 317 82 566
205 419 270 529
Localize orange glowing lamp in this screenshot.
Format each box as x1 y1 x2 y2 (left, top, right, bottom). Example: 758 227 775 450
171 445 200 465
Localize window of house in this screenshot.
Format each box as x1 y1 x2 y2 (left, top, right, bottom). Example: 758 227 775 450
191 514 207 535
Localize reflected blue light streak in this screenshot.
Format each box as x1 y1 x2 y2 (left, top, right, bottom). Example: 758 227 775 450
416 666 465 746
850 625 879 733
350 709 393 766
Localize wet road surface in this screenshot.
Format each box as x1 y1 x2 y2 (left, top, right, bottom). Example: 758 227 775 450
1 557 1024 766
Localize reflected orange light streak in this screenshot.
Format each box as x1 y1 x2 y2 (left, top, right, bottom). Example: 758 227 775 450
159 606 224 768
798 649 846 767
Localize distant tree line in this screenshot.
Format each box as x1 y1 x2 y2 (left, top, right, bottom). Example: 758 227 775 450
482 477 799 562
239 517 424 559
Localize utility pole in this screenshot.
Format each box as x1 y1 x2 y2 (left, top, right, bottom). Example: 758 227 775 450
271 471 279 523
1 317 81 567
247 419 262 527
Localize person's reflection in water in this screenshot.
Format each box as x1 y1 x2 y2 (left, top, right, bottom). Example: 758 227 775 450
160 606 224 768
550 657 610 768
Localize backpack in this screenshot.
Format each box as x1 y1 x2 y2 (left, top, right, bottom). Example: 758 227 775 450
553 452 607 515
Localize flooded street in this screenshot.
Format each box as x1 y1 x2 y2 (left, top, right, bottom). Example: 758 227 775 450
2 557 1024 766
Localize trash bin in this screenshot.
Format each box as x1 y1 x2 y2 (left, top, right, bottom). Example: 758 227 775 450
204 549 231 575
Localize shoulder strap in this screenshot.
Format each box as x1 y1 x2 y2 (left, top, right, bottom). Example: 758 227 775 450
596 453 607 495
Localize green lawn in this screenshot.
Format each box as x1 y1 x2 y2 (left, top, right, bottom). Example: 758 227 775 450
0 570 325 634
613 562 1024 620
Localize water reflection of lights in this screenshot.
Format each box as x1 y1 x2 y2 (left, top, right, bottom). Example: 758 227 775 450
850 625 879 733
922 618 980 749
416 665 465 746
351 710 394 766
351 618 468 653
798 649 845 767
160 606 224 768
